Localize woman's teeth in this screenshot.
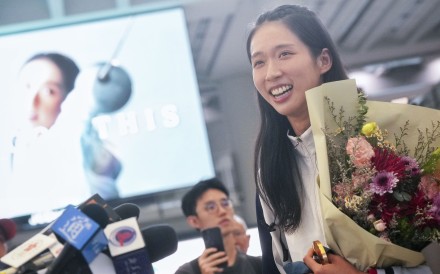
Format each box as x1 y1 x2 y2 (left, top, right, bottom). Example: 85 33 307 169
271 85 292 97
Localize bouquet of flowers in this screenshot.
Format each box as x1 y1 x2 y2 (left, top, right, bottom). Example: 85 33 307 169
306 79 440 271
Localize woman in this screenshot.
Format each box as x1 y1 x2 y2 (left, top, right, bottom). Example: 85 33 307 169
247 5 431 274
4 52 120 218
4 53 92 217
18 52 79 131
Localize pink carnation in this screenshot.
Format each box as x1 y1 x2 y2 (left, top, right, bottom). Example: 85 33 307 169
420 175 440 199
352 171 370 189
346 136 374 168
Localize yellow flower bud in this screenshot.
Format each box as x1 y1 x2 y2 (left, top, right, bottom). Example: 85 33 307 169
362 122 378 136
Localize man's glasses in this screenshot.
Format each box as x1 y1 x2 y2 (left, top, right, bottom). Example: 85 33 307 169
203 198 233 214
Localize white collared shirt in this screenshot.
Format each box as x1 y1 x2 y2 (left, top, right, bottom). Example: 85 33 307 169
259 127 326 273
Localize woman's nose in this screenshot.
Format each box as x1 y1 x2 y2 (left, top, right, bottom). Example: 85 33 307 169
265 60 282 81
31 90 40 108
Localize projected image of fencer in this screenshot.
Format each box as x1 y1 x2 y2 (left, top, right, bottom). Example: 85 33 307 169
73 62 132 199
5 54 129 218
5 52 90 218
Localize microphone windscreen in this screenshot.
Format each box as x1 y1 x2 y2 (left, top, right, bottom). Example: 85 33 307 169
141 224 178 263
81 203 110 228
113 203 140 220
0 218 17 241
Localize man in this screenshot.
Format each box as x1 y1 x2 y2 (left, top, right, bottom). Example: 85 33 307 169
232 215 250 254
0 218 17 257
175 178 261 274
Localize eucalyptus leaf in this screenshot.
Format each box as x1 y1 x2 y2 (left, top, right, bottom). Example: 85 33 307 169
393 192 404 202
402 192 412 201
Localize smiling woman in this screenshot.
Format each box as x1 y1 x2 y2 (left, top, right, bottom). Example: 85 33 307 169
250 20 331 133
246 4 434 274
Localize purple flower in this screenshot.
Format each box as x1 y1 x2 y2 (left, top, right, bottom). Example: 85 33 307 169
429 194 440 222
401 156 421 176
370 171 399 196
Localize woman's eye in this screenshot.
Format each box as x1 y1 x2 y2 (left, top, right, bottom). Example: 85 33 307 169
41 87 54 96
252 60 264 68
41 86 62 97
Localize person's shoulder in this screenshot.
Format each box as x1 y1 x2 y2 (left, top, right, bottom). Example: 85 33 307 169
244 253 263 265
239 252 263 274
174 258 200 274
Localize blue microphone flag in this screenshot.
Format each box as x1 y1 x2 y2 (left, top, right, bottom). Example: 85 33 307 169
51 205 108 263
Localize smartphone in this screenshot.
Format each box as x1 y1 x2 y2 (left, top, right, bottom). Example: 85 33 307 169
201 227 228 269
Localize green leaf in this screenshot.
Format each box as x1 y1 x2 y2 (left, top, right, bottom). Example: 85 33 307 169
393 191 404 202
402 192 412 201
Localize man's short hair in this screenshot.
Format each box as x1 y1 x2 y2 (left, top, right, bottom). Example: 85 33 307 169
181 177 229 217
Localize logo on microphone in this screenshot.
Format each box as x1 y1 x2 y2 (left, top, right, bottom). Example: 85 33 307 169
104 217 145 256
108 226 137 247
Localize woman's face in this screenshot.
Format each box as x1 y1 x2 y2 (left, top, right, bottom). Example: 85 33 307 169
250 21 328 119
18 59 67 129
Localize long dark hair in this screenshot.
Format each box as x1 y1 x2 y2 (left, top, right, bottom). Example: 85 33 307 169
247 5 348 232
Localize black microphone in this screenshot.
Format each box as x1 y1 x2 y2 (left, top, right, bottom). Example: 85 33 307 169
113 203 140 220
78 193 123 223
100 203 140 259
141 224 177 263
24 224 178 274
104 217 154 274
45 203 110 274
3 203 125 274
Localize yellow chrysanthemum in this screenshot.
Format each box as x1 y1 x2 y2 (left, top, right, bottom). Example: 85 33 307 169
362 122 378 137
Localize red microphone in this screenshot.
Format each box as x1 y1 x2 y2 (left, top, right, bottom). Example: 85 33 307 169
0 219 17 242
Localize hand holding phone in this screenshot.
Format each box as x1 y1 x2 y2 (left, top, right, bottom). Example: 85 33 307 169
201 227 228 269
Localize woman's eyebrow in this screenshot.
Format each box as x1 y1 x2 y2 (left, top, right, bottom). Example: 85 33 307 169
251 43 296 59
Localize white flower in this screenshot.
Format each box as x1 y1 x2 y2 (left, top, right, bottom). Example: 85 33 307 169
373 219 387 232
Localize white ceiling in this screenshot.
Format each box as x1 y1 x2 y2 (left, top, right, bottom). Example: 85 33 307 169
183 0 440 82
1 0 440 92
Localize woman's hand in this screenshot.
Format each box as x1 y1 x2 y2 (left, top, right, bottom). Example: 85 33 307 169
303 248 365 274
198 247 228 274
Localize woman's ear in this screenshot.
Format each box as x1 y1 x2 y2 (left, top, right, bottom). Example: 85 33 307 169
318 48 332 74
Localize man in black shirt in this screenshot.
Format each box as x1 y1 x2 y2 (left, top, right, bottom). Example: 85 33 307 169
175 178 262 274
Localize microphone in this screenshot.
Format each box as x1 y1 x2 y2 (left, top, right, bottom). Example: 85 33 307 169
0 233 57 271
104 217 154 274
1 202 126 274
113 203 140 220
17 223 179 274
45 203 110 274
0 218 17 242
7 251 55 274
78 193 122 223
141 224 177 263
